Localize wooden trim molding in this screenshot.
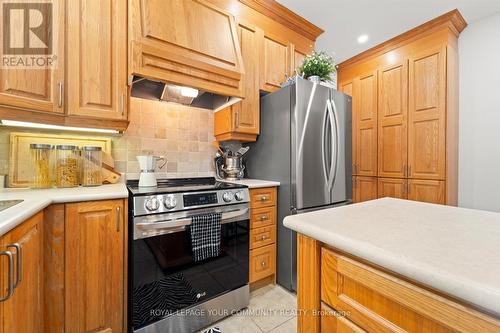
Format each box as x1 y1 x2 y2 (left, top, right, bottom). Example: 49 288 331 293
238 0 324 40
338 9 467 70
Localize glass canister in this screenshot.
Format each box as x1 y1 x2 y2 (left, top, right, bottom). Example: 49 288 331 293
30 144 53 188
55 145 79 188
81 146 102 187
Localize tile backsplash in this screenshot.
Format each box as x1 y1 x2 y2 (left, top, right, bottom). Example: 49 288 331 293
0 97 217 183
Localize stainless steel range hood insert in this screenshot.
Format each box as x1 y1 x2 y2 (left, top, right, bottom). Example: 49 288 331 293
130 76 241 112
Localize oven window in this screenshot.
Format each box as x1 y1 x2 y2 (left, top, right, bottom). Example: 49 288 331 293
131 220 249 330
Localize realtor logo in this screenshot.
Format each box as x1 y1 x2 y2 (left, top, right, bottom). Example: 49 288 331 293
1 1 56 68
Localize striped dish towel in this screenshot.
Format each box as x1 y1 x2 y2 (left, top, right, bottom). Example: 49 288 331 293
190 212 222 262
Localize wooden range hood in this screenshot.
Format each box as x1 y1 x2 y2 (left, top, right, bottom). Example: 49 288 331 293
129 0 245 109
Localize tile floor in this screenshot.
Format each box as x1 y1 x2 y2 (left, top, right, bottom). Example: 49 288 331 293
200 284 297 333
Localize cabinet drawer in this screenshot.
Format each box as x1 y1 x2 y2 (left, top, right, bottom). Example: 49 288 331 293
249 244 276 283
250 206 276 229
250 225 275 249
250 187 277 208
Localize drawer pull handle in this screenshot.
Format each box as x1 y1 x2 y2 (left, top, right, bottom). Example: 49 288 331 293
261 261 266 268
260 215 268 221
7 243 21 288
261 235 267 240
260 196 269 202
0 251 14 302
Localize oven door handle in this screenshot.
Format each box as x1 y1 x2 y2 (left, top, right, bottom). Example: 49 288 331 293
136 208 249 231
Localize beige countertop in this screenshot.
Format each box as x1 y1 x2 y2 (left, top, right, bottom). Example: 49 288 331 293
222 178 280 189
283 197 500 317
0 184 128 236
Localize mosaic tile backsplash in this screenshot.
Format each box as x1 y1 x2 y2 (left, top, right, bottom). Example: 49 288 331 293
0 97 217 182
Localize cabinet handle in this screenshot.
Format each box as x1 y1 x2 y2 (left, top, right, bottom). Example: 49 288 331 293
261 261 266 268
407 182 411 196
260 196 269 202
0 251 14 302
234 110 239 129
260 215 268 221
408 165 411 177
57 82 63 108
261 235 267 241
7 243 21 288
116 206 121 232
121 93 125 116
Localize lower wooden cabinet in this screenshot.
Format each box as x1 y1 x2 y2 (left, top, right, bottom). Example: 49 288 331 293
249 187 277 285
352 176 378 203
408 179 445 204
0 212 43 333
321 303 366 333
378 177 407 199
65 200 126 333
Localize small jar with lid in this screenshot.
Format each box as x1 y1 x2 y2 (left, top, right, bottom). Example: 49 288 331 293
81 146 102 187
55 145 79 188
30 143 53 188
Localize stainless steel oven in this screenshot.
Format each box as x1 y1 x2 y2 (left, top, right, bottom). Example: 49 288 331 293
127 178 250 333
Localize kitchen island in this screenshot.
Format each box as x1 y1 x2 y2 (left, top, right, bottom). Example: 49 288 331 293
283 198 500 332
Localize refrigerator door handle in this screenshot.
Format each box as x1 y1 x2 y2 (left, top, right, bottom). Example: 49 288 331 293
327 99 340 192
321 103 329 184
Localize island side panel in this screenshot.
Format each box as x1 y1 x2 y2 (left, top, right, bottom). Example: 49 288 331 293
297 234 321 333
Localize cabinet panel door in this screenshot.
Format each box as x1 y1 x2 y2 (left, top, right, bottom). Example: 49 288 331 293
378 178 407 199
67 0 127 120
353 176 378 203
0 1 64 113
232 24 260 135
1 212 43 333
340 81 356 174
260 34 289 92
65 200 125 333
378 62 408 178
355 73 377 177
408 46 446 180
408 179 445 204
292 48 307 76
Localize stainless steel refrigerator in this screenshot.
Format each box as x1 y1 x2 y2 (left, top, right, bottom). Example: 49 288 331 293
246 77 352 292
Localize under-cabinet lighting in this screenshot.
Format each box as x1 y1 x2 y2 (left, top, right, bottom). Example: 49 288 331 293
180 86 199 98
0 120 120 134
357 34 369 44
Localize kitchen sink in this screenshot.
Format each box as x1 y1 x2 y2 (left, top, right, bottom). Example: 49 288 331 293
0 200 24 212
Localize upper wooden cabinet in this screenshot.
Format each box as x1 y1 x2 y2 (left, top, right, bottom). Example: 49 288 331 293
67 0 128 121
0 212 43 333
129 0 245 98
408 46 447 180
0 0 65 115
260 33 289 92
378 61 408 178
65 200 126 333
338 10 466 205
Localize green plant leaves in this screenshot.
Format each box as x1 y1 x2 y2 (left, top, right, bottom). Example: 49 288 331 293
298 51 336 81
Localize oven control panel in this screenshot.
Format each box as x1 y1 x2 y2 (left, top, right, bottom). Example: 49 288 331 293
133 188 250 216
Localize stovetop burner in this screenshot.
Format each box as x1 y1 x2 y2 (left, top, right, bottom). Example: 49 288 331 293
127 177 246 196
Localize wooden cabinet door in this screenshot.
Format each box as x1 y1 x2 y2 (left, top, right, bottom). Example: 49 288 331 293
0 212 43 333
408 179 445 204
353 176 378 203
291 46 307 76
260 33 289 92
65 200 125 333
0 1 64 114
232 23 261 135
378 178 407 199
353 72 378 176
408 46 446 180
378 61 408 178
67 0 127 120
340 81 356 175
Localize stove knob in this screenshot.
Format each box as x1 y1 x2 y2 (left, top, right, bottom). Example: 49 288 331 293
145 197 160 211
222 191 234 203
164 195 177 210
234 191 244 201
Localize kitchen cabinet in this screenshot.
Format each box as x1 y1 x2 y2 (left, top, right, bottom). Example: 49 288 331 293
378 178 407 199
337 11 464 205
249 187 277 286
65 200 126 333
378 61 408 178
353 72 378 177
408 46 447 180
352 176 378 203
214 22 262 142
129 0 244 98
408 179 445 204
67 0 128 120
0 212 43 333
260 33 289 92
0 1 65 114
291 45 308 76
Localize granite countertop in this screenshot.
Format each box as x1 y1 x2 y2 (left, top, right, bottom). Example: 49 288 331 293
283 197 500 317
222 178 280 189
0 184 128 236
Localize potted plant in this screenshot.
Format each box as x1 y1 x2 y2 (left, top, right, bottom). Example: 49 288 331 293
298 51 336 83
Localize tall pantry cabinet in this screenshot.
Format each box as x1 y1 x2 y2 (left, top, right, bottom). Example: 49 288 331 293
338 10 466 205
